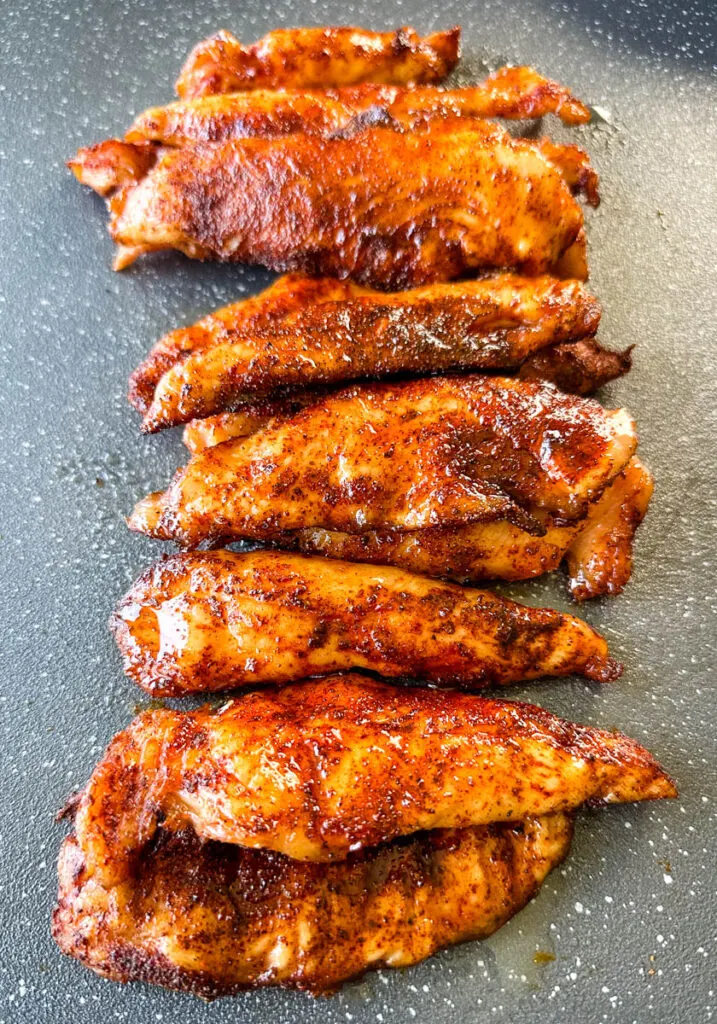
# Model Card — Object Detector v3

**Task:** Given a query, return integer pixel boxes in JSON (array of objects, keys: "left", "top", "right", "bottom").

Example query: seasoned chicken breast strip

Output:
[
  {"left": 566, "top": 454, "right": 654, "bottom": 599},
  {"left": 53, "top": 814, "right": 572, "bottom": 996},
  {"left": 130, "top": 273, "right": 363, "bottom": 412},
  {"left": 289, "top": 458, "right": 653, "bottom": 599},
  {"left": 175, "top": 26, "right": 461, "bottom": 98},
  {"left": 134, "top": 274, "right": 602, "bottom": 431},
  {"left": 128, "top": 375, "right": 638, "bottom": 549},
  {"left": 70, "top": 118, "right": 588, "bottom": 283},
  {"left": 180, "top": 336, "right": 633, "bottom": 454},
  {"left": 72, "top": 675, "right": 676, "bottom": 887},
  {"left": 128, "top": 67, "right": 590, "bottom": 148},
  {"left": 111, "top": 549, "right": 620, "bottom": 696}
]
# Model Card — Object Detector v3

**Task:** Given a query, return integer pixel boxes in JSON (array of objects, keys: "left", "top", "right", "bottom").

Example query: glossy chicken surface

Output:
[
  {"left": 289, "top": 458, "right": 653, "bottom": 600},
  {"left": 72, "top": 675, "right": 676, "bottom": 888},
  {"left": 128, "top": 67, "right": 590, "bottom": 148},
  {"left": 111, "top": 550, "right": 620, "bottom": 696},
  {"left": 54, "top": 814, "right": 571, "bottom": 996},
  {"left": 70, "top": 118, "right": 588, "bottom": 283},
  {"left": 175, "top": 26, "right": 461, "bottom": 98},
  {"left": 180, "top": 334, "right": 633, "bottom": 451},
  {"left": 130, "top": 273, "right": 360, "bottom": 413},
  {"left": 182, "top": 397, "right": 322, "bottom": 453},
  {"left": 566, "top": 455, "right": 654, "bottom": 599},
  {"left": 133, "top": 273, "right": 602, "bottom": 431},
  {"left": 128, "top": 375, "right": 638, "bottom": 549}
]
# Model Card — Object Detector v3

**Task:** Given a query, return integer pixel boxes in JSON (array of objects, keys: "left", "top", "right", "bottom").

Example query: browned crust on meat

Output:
[
  {"left": 70, "top": 675, "right": 676, "bottom": 889},
  {"left": 129, "top": 274, "right": 364, "bottom": 412},
  {"left": 110, "top": 549, "right": 621, "bottom": 696},
  {"left": 53, "top": 814, "right": 571, "bottom": 996},
  {"left": 68, "top": 139, "right": 158, "bottom": 197},
  {"left": 132, "top": 274, "right": 602, "bottom": 431},
  {"left": 74, "top": 119, "right": 586, "bottom": 285},
  {"left": 285, "top": 455, "right": 650, "bottom": 599},
  {"left": 519, "top": 338, "right": 633, "bottom": 394},
  {"left": 567, "top": 456, "right": 654, "bottom": 600},
  {"left": 127, "top": 67, "right": 590, "bottom": 148},
  {"left": 175, "top": 26, "right": 461, "bottom": 98},
  {"left": 127, "top": 375, "right": 637, "bottom": 549}
]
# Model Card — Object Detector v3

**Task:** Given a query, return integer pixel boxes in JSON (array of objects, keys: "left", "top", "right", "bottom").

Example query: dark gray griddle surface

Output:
[{"left": 1, "top": 2, "right": 716, "bottom": 1022}]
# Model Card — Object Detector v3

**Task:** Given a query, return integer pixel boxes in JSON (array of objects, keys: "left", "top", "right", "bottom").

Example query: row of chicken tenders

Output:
[{"left": 54, "top": 24, "right": 675, "bottom": 997}]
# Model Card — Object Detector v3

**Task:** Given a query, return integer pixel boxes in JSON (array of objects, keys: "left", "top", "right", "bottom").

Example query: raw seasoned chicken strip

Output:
[
  {"left": 128, "top": 376, "right": 638, "bottom": 549},
  {"left": 111, "top": 549, "right": 620, "bottom": 696},
  {"left": 72, "top": 675, "right": 676, "bottom": 886},
  {"left": 289, "top": 458, "right": 653, "bottom": 599},
  {"left": 53, "top": 815, "right": 572, "bottom": 996},
  {"left": 134, "top": 274, "right": 602, "bottom": 431},
  {"left": 175, "top": 26, "right": 461, "bottom": 98},
  {"left": 128, "top": 67, "right": 590, "bottom": 147},
  {"left": 70, "top": 118, "right": 588, "bottom": 283}
]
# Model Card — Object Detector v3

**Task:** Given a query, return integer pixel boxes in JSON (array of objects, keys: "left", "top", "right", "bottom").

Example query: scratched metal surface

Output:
[{"left": 1, "top": 1, "right": 716, "bottom": 1022}]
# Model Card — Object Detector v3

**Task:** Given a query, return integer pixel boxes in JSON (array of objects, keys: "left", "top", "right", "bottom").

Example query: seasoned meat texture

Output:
[
  {"left": 66, "top": 139, "right": 156, "bottom": 198},
  {"left": 130, "top": 273, "right": 363, "bottom": 413},
  {"left": 127, "top": 375, "right": 638, "bottom": 549},
  {"left": 535, "top": 139, "right": 600, "bottom": 207},
  {"left": 519, "top": 337, "right": 633, "bottom": 395},
  {"left": 72, "top": 675, "right": 676, "bottom": 887},
  {"left": 134, "top": 274, "right": 602, "bottom": 431},
  {"left": 289, "top": 458, "right": 653, "bottom": 599},
  {"left": 567, "top": 455, "right": 654, "bottom": 599},
  {"left": 70, "top": 119, "right": 588, "bottom": 283},
  {"left": 180, "top": 335, "right": 633, "bottom": 452},
  {"left": 175, "top": 26, "right": 461, "bottom": 98},
  {"left": 182, "top": 398, "right": 321, "bottom": 452},
  {"left": 179, "top": 335, "right": 631, "bottom": 453},
  {"left": 111, "top": 549, "right": 620, "bottom": 696},
  {"left": 53, "top": 815, "right": 571, "bottom": 996},
  {"left": 129, "top": 67, "right": 590, "bottom": 147}
]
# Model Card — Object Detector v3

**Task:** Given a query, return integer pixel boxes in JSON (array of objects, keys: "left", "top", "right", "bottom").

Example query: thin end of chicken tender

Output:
[
  {"left": 567, "top": 456, "right": 654, "bottom": 600},
  {"left": 175, "top": 26, "right": 461, "bottom": 98}
]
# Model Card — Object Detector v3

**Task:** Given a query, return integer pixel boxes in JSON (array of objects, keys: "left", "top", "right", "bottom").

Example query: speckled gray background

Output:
[{"left": 1, "top": 1, "right": 716, "bottom": 1022}]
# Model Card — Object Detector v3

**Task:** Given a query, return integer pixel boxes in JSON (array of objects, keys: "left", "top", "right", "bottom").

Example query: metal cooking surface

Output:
[{"left": 1, "top": 1, "right": 715, "bottom": 1022}]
